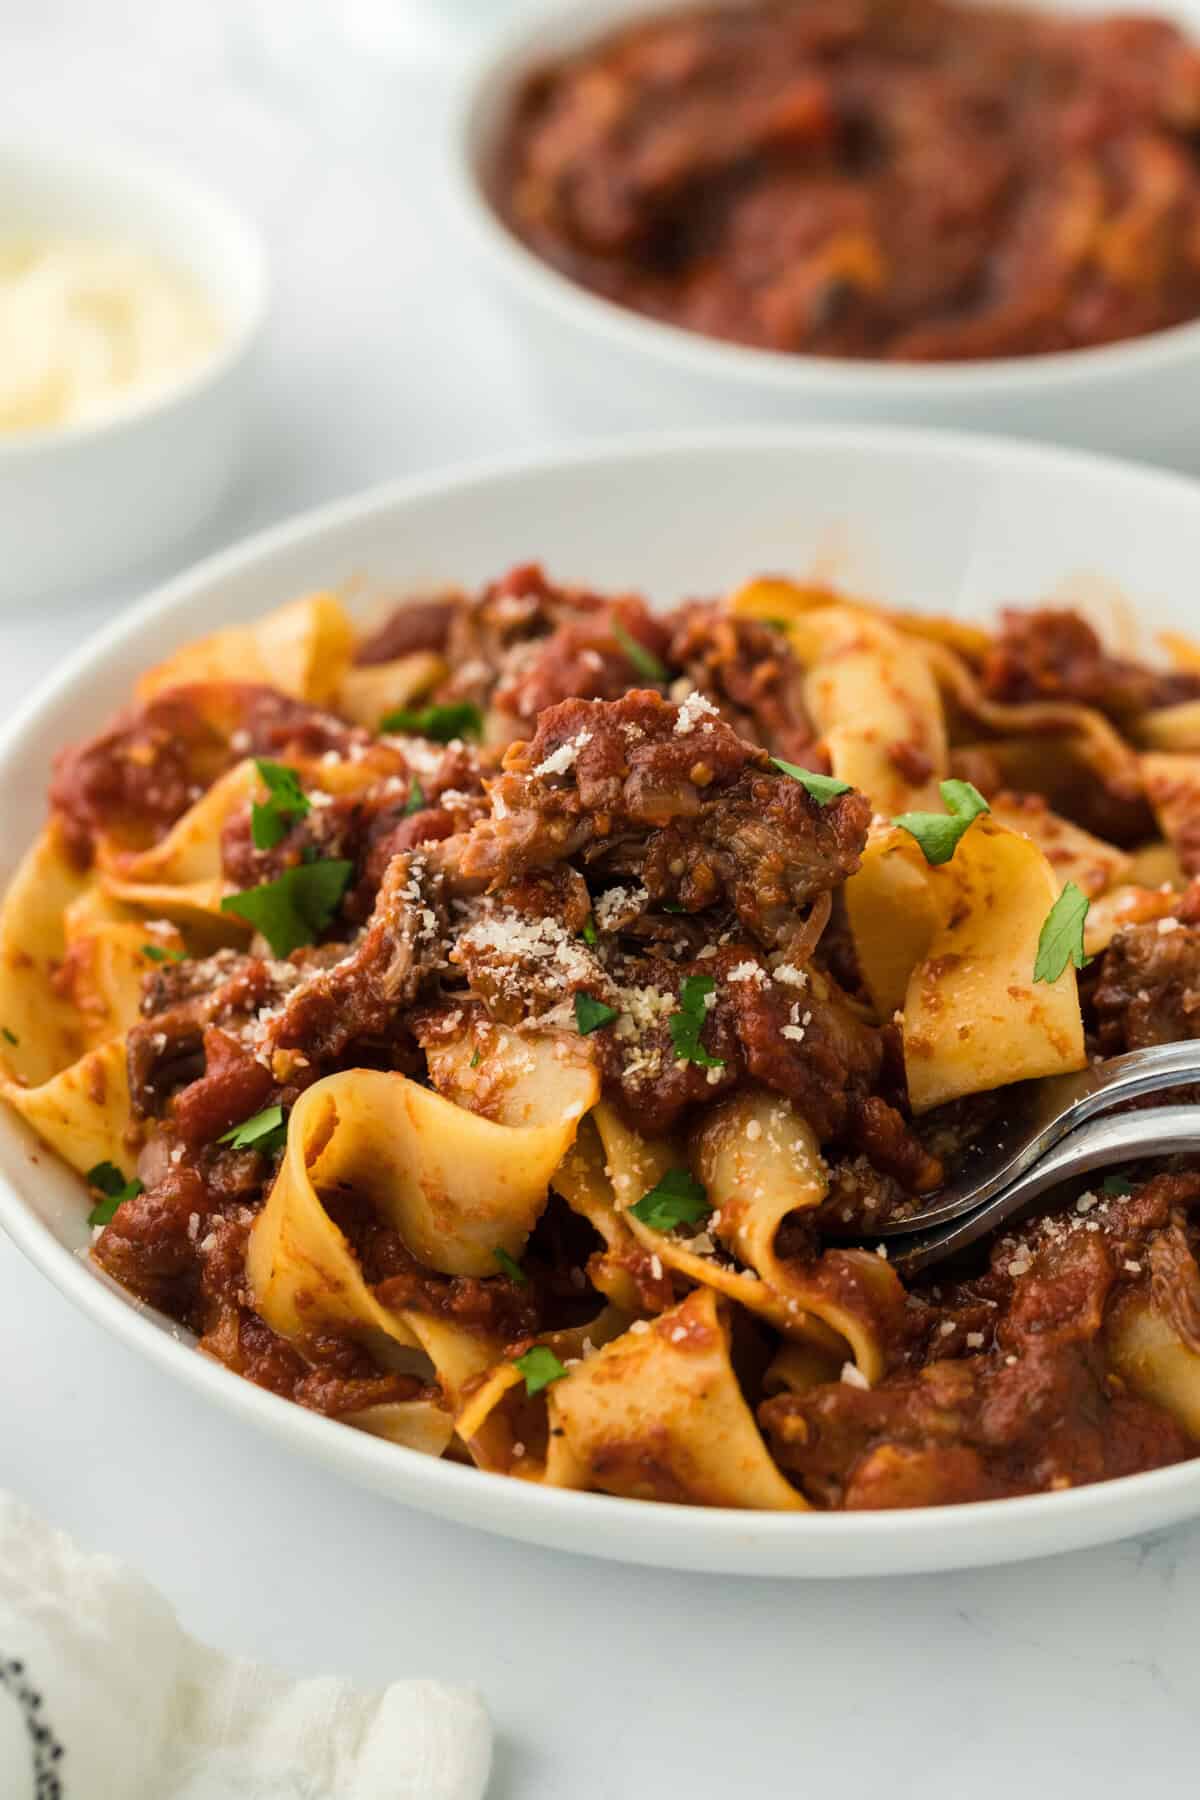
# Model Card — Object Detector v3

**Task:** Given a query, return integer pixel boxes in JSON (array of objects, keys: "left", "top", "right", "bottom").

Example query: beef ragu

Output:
[
  {"left": 495, "top": 0, "right": 1200, "bottom": 362},
  {"left": 7, "top": 565, "right": 1200, "bottom": 1512}
]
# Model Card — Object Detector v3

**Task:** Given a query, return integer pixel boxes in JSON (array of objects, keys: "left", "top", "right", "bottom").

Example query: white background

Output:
[{"left": 2, "top": 5, "right": 1200, "bottom": 1795}]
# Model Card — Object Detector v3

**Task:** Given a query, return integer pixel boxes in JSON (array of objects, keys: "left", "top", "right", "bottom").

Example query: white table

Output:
[{"left": 3, "top": 8, "right": 1200, "bottom": 1795}]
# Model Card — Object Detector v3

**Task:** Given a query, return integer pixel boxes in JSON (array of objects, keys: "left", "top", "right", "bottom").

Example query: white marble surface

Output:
[{"left": 3, "top": 5, "right": 1200, "bottom": 1795}]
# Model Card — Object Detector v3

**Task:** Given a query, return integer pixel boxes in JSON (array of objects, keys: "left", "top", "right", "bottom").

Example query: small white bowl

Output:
[
  {"left": 0, "top": 139, "right": 268, "bottom": 602},
  {"left": 453, "top": 0, "right": 1200, "bottom": 457}
]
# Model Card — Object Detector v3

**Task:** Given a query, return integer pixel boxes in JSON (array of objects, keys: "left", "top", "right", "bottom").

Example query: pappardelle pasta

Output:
[{"left": 7, "top": 567, "right": 1200, "bottom": 1511}]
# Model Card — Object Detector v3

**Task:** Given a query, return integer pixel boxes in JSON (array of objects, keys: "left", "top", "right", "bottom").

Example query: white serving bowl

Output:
[
  {"left": 453, "top": 0, "right": 1200, "bottom": 456},
  {"left": 0, "top": 139, "right": 267, "bottom": 602},
  {"left": 5, "top": 425, "right": 1200, "bottom": 1578}
]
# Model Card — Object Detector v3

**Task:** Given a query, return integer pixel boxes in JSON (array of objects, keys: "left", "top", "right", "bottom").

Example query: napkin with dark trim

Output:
[{"left": 0, "top": 1494, "right": 491, "bottom": 1798}]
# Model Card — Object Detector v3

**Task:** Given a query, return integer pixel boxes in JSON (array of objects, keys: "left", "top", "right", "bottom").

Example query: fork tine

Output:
[
  {"left": 879, "top": 1039, "right": 1200, "bottom": 1237},
  {"left": 891, "top": 1104, "right": 1200, "bottom": 1276}
]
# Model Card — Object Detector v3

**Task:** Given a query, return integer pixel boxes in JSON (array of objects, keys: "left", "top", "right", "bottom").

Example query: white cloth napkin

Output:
[{"left": 0, "top": 1494, "right": 491, "bottom": 1799}]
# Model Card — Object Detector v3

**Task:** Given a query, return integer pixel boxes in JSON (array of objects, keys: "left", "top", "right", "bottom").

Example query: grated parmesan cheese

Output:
[
  {"left": 674, "top": 690, "right": 719, "bottom": 735},
  {"left": 535, "top": 730, "right": 592, "bottom": 778}
]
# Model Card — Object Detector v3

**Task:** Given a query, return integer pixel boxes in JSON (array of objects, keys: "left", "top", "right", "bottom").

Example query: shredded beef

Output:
[
  {"left": 262, "top": 852, "right": 445, "bottom": 1065},
  {"left": 493, "top": 597, "right": 670, "bottom": 726},
  {"left": 663, "top": 602, "right": 816, "bottom": 761},
  {"left": 761, "top": 1182, "right": 1200, "bottom": 1506},
  {"left": 983, "top": 608, "right": 1200, "bottom": 718},
  {"left": 354, "top": 596, "right": 459, "bottom": 665},
  {"left": 128, "top": 953, "right": 296, "bottom": 1120},
  {"left": 51, "top": 684, "right": 370, "bottom": 862},
  {"left": 461, "top": 691, "right": 869, "bottom": 949},
  {"left": 93, "top": 1163, "right": 213, "bottom": 1318},
  {"left": 1092, "top": 919, "right": 1200, "bottom": 1053}
]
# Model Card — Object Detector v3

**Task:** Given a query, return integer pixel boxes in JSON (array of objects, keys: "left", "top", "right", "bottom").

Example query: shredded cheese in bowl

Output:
[{"left": 0, "top": 237, "right": 223, "bottom": 435}]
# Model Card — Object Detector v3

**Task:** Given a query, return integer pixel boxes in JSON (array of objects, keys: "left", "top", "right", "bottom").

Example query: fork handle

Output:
[{"left": 892, "top": 1104, "right": 1200, "bottom": 1275}]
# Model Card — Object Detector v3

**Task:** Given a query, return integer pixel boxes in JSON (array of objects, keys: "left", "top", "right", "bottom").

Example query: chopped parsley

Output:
[
  {"left": 380, "top": 701, "right": 483, "bottom": 743},
  {"left": 220, "top": 858, "right": 353, "bottom": 957},
  {"left": 611, "top": 619, "right": 667, "bottom": 683},
  {"left": 403, "top": 776, "right": 426, "bottom": 817},
  {"left": 141, "top": 943, "right": 186, "bottom": 964},
  {"left": 1, "top": 1027, "right": 17, "bottom": 1046},
  {"left": 514, "top": 1345, "right": 568, "bottom": 1395},
  {"left": 629, "top": 1168, "right": 710, "bottom": 1232},
  {"left": 581, "top": 916, "right": 599, "bottom": 946},
  {"left": 218, "top": 1104, "right": 287, "bottom": 1154},
  {"left": 1102, "top": 1173, "right": 1135, "bottom": 1198},
  {"left": 669, "top": 974, "right": 724, "bottom": 1068},
  {"left": 470, "top": 1047, "right": 483, "bottom": 1069},
  {"left": 85, "top": 1160, "right": 144, "bottom": 1227},
  {"left": 251, "top": 759, "right": 311, "bottom": 851},
  {"left": 894, "top": 779, "right": 990, "bottom": 866},
  {"left": 493, "top": 1247, "right": 527, "bottom": 1286},
  {"left": 1033, "top": 881, "right": 1092, "bottom": 984},
  {"left": 770, "top": 759, "right": 852, "bottom": 805},
  {"left": 574, "top": 992, "right": 618, "bottom": 1035}
]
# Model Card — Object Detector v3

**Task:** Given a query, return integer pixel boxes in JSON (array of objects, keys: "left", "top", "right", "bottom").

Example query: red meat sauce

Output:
[{"left": 496, "top": 0, "right": 1200, "bottom": 362}]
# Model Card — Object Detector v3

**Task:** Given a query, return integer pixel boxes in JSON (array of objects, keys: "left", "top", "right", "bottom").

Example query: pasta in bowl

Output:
[{"left": 8, "top": 545, "right": 1200, "bottom": 1521}]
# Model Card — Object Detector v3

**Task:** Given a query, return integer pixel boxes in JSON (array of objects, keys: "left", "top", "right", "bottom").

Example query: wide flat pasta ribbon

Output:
[
  {"left": 583, "top": 1101, "right": 904, "bottom": 1383},
  {"left": 136, "top": 592, "right": 354, "bottom": 708},
  {"left": 1142, "top": 752, "right": 1200, "bottom": 875},
  {"left": 339, "top": 651, "right": 446, "bottom": 731},
  {"left": 847, "top": 817, "right": 1086, "bottom": 1112},
  {"left": 1, "top": 1036, "right": 139, "bottom": 1180},
  {"left": 988, "top": 796, "right": 1131, "bottom": 898},
  {"left": 0, "top": 821, "right": 96, "bottom": 1084},
  {"left": 546, "top": 1285, "right": 807, "bottom": 1510},
  {"left": 789, "top": 607, "right": 946, "bottom": 812},
  {"left": 100, "top": 752, "right": 402, "bottom": 929},
  {"left": 249, "top": 1059, "right": 596, "bottom": 1320}
]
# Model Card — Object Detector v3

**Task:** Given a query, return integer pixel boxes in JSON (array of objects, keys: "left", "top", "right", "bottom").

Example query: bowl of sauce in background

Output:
[{"left": 453, "top": 0, "right": 1200, "bottom": 455}]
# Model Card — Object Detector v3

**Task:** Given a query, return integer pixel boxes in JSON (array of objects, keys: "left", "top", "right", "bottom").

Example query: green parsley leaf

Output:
[
  {"left": 380, "top": 701, "right": 483, "bottom": 743},
  {"left": 493, "top": 1247, "right": 527, "bottom": 1286},
  {"left": 141, "top": 943, "right": 186, "bottom": 964},
  {"left": 403, "top": 776, "right": 426, "bottom": 817},
  {"left": 1, "top": 1027, "right": 17, "bottom": 1045},
  {"left": 1033, "top": 881, "right": 1092, "bottom": 984},
  {"left": 85, "top": 1160, "right": 144, "bottom": 1227},
  {"left": 770, "top": 759, "right": 853, "bottom": 805},
  {"left": 221, "top": 859, "right": 353, "bottom": 957},
  {"left": 668, "top": 974, "right": 724, "bottom": 1069},
  {"left": 894, "top": 779, "right": 991, "bottom": 866},
  {"left": 574, "top": 992, "right": 618, "bottom": 1035},
  {"left": 1102, "top": 1173, "right": 1134, "bottom": 1198},
  {"left": 581, "top": 916, "right": 599, "bottom": 946},
  {"left": 251, "top": 759, "right": 311, "bottom": 851},
  {"left": 514, "top": 1345, "right": 568, "bottom": 1396},
  {"left": 219, "top": 1104, "right": 286, "bottom": 1153},
  {"left": 470, "top": 1047, "right": 482, "bottom": 1069},
  {"left": 611, "top": 620, "right": 667, "bottom": 683},
  {"left": 629, "top": 1168, "right": 710, "bottom": 1232}
]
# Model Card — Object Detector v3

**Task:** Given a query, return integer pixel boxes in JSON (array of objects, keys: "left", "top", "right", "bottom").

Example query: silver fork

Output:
[{"left": 874, "top": 1041, "right": 1200, "bottom": 1274}]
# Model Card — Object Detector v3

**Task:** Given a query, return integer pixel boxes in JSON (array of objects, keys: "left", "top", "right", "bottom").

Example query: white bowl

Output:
[
  {"left": 453, "top": 0, "right": 1200, "bottom": 457},
  {"left": 5, "top": 425, "right": 1200, "bottom": 1577},
  {"left": 0, "top": 138, "right": 268, "bottom": 602}
]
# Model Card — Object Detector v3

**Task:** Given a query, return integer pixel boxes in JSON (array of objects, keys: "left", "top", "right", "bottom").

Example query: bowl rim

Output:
[
  {"left": 450, "top": 0, "right": 1200, "bottom": 398},
  {"left": 0, "top": 133, "right": 269, "bottom": 459},
  {"left": 8, "top": 422, "right": 1200, "bottom": 1576}
]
